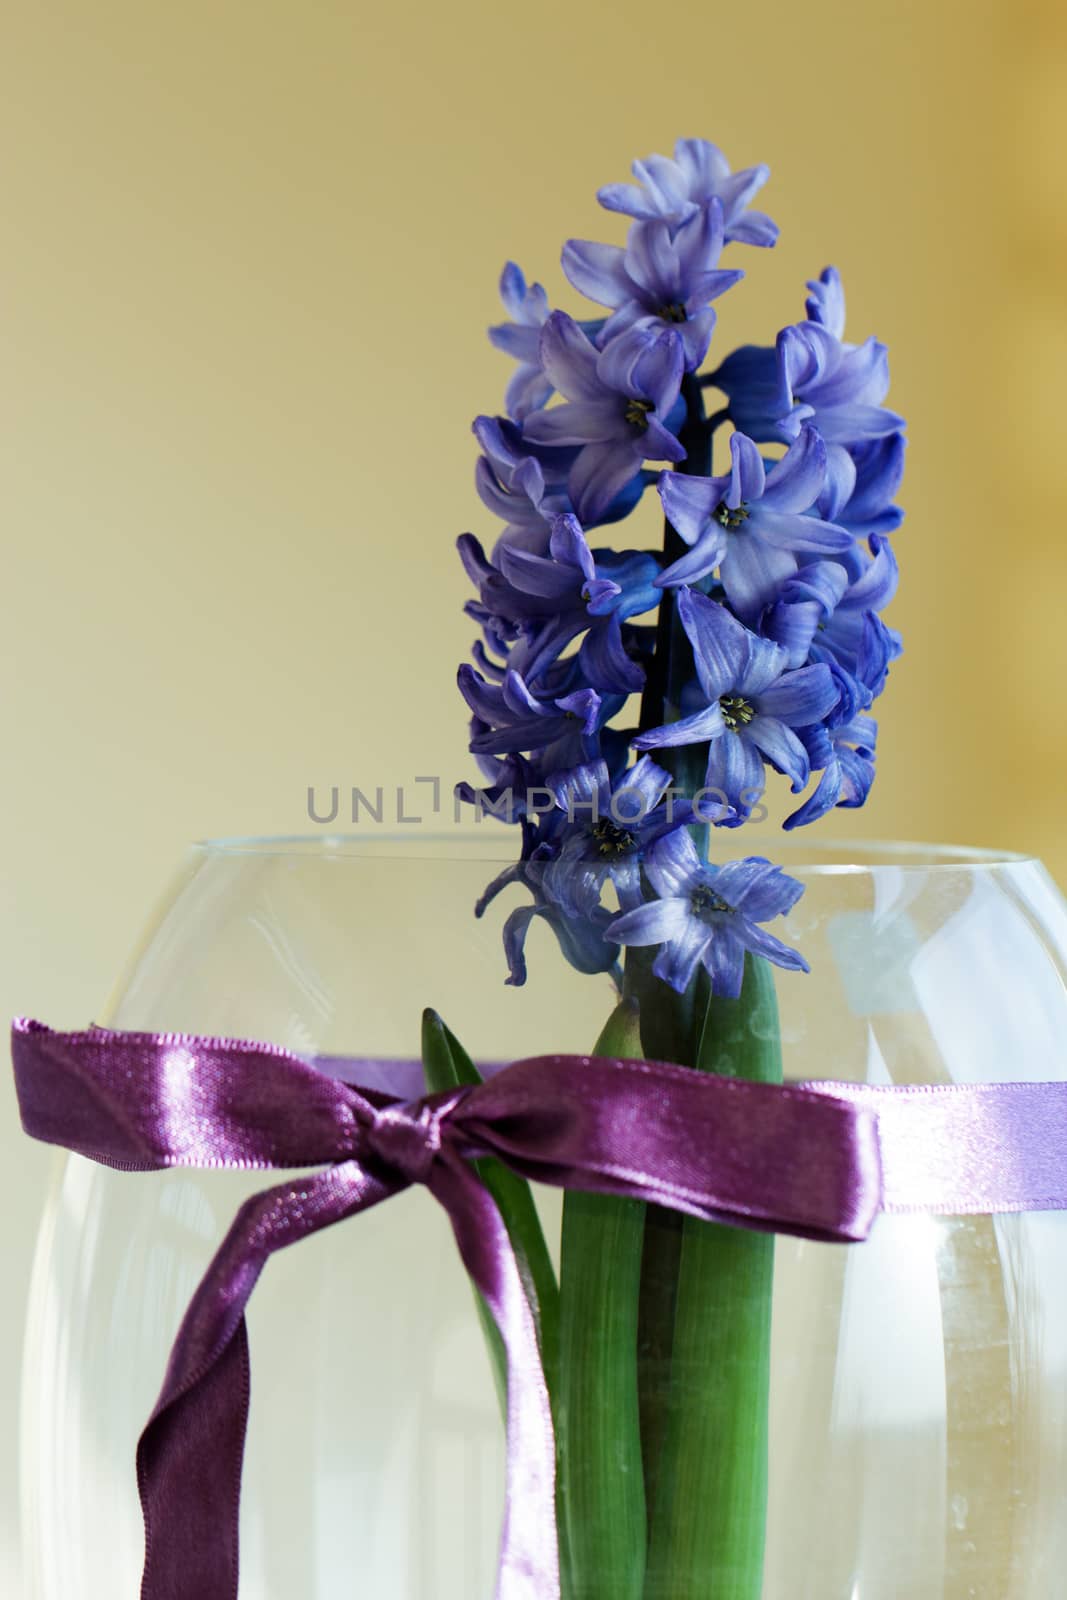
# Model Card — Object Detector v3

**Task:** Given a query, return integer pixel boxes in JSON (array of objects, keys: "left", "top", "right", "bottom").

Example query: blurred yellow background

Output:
[{"left": 2, "top": 0, "right": 1066, "bottom": 1587}]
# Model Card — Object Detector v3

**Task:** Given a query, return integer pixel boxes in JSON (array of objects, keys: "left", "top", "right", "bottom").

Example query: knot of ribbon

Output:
[
  {"left": 12, "top": 1017, "right": 1067, "bottom": 1600},
  {"left": 366, "top": 1088, "right": 469, "bottom": 1183}
]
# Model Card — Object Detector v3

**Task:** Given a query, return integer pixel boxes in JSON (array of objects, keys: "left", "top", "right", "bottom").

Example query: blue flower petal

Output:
[
  {"left": 632, "top": 700, "right": 726, "bottom": 750},
  {"left": 498, "top": 544, "right": 580, "bottom": 601},
  {"left": 713, "top": 858, "right": 805, "bottom": 920},
  {"left": 578, "top": 612, "right": 646, "bottom": 694},
  {"left": 677, "top": 587, "right": 755, "bottom": 699},
  {"left": 506, "top": 366, "right": 554, "bottom": 423},
  {"left": 744, "top": 717, "right": 810, "bottom": 791},
  {"left": 755, "top": 663, "right": 840, "bottom": 727},
  {"left": 643, "top": 415, "right": 688, "bottom": 464},
  {"left": 539, "top": 312, "right": 605, "bottom": 403},
  {"left": 720, "top": 532, "right": 797, "bottom": 622},
  {"left": 737, "top": 919, "right": 810, "bottom": 974},
  {"left": 728, "top": 432, "right": 766, "bottom": 507},
  {"left": 645, "top": 828, "right": 703, "bottom": 897},
  {"left": 523, "top": 399, "right": 620, "bottom": 447},
  {"left": 761, "top": 426, "right": 827, "bottom": 513},
  {"left": 701, "top": 928, "right": 747, "bottom": 998},
  {"left": 570, "top": 441, "right": 645, "bottom": 526},
  {"left": 813, "top": 403, "right": 906, "bottom": 444},
  {"left": 625, "top": 219, "right": 684, "bottom": 301},
  {"left": 561, "top": 239, "right": 633, "bottom": 308},
  {"left": 546, "top": 758, "right": 612, "bottom": 816},
  {"left": 804, "top": 266, "right": 846, "bottom": 339},
  {"left": 607, "top": 896, "right": 690, "bottom": 947},
  {"left": 658, "top": 470, "right": 723, "bottom": 546},
  {"left": 657, "top": 527, "right": 729, "bottom": 587},
  {"left": 703, "top": 730, "right": 766, "bottom": 821},
  {"left": 631, "top": 332, "right": 686, "bottom": 415},
  {"left": 652, "top": 918, "right": 715, "bottom": 994}
]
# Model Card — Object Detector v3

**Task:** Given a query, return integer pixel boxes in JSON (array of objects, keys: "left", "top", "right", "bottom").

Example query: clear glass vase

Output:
[{"left": 19, "top": 836, "right": 1067, "bottom": 1599}]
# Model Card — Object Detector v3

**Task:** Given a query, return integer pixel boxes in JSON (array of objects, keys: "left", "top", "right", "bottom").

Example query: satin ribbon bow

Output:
[{"left": 12, "top": 1018, "right": 1067, "bottom": 1599}]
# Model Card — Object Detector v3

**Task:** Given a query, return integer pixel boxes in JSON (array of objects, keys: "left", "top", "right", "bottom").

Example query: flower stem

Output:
[
  {"left": 620, "top": 956, "right": 711, "bottom": 1533},
  {"left": 643, "top": 954, "right": 781, "bottom": 1600},
  {"left": 638, "top": 373, "right": 712, "bottom": 745},
  {"left": 627, "top": 370, "right": 720, "bottom": 1534},
  {"left": 557, "top": 997, "right": 648, "bottom": 1600}
]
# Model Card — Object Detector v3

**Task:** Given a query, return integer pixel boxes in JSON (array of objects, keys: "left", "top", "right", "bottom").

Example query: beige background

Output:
[{"left": 2, "top": 0, "right": 1066, "bottom": 1589}]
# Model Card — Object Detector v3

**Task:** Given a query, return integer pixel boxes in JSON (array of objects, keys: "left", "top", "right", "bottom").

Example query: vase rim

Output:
[{"left": 189, "top": 833, "right": 1037, "bottom": 873}]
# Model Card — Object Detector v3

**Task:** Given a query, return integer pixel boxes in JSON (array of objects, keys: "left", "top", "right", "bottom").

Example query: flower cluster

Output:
[{"left": 458, "top": 139, "right": 904, "bottom": 995}]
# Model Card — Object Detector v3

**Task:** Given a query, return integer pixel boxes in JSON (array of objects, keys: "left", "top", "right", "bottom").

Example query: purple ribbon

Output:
[{"left": 12, "top": 1018, "right": 1067, "bottom": 1600}]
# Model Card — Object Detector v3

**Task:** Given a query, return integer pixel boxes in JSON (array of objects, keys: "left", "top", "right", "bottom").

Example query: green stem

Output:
[
  {"left": 557, "top": 998, "right": 648, "bottom": 1600},
  {"left": 627, "top": 370, "right": 720, "bottom": 1533},
  {"left": 643, "top": 955, "right": 782, "bottom": 1600},
  {"left": 620, "top": 951, "right": 708, "bottom": 1528},
  {"left": 639, "top": 373, "right": 713, "bottom": 744}
]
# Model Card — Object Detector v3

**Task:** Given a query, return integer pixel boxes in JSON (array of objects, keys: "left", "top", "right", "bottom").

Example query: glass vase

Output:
[{"left": 19, "top": 836, "right": 1067, "bottom": 1599}]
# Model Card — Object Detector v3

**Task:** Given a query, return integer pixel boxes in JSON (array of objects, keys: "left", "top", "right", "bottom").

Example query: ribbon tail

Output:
[
  {"left": 430, "top": 1149, "right": 560, "bottom": 1600},
  {"left": 137, "top": 1160, "right": 403, "bottom": 1600}
]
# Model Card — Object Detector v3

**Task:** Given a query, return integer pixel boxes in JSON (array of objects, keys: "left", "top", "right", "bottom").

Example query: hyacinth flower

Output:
[
  {"left": 499, "top": 884, "right": 620, "bottom": 989},
  {"left": 457, "top": 663, "right": 614, "bottom": 766},
  {"left": 471, "top": 796, "right": 626, "bottom": 988},
  {"left": 457, "top": 516, "right": 657, "bottom": 694},
  {"left": 597, "top": 135, "right": 779, "bottom": 247},
  {"left": 607, "top": 829, "right": 809, "bottom": 995},
  {"left": 451, "top": 136, "right": 904, "bottom": 1600},
  {"left": 537, "top": 755, "right": 697, "bottom": 919},
  {"left": 712, "top": 265, "right": 905, "bottom": 449},
  {"left": 523, "top": 314, "right": 687, "bottom": 523},
  {"left": 818, "top": 428, "right": 907, "bottom": 536},
  {"left": 765, "top": 533, "right": 902, "bottom": 705},
  {"left": 657, "top": 425, "right": 855, "bottom": 619},
  {"left": 812, "top": 536, "right": 902, "bottom": 701},
  {"left": 562, "top": 197, "right": 743, "bottom": 370},
  {"left": 634, "top": 586, "right": 840, "bottom": 821},
  {"left": 472, "top": 415, "right": 570, "bottom": 556},
  {"left": 488, "top": 262, "right": 554, "bottom": 422},
  {"left": 785, "top": 711, "right": 878, "bottom": 829}
]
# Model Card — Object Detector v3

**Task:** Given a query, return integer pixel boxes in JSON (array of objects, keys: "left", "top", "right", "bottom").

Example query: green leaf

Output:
[
  {"left": 643, "top": 954, "right": 781, "bottom": 1600},
  {"left": 557, "top": 996, "right": 648, "bottom": 1600},
  {"left": 421, "top": 1009, "right": 560, "bottom": 1418}
]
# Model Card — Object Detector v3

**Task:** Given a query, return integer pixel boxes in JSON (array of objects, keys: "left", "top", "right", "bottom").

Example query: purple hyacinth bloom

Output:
[
  {"left": 785, "top": 713, "right": 877, "bottom": 829},
  {"left": 633, "top": 587, "right": 839, "bottom": 823},
  {"left": 779, "top": 534, "right": 901, "bottom": 704},
  {"left": 457, "top": 514, "right": 658, "bottom": 694},
  {"left": 597, "top": 138, "right": 778, "bottom": 248},
  {"left": 458, "top": 663, "right": 611, "bottom": 763},
  {"left": 522, "top": 315, "right": 686, "bottom": 524},
  {"left": 499, "top": 512, "right": 661, "bottom": 613},
  {"left": 562, "top": 199, "right": 743, "bottom": 371},
  {"left": 488, "top": 263, "right": 554, "bottom": 422},
  {"left": 657, "top": 426, "right": 854, "bottom": 620},
  {"left": 538, "top": 756, "right": 694, "bottom": 919},
  {"left": 472, "top": 416, "right": 572, "bottom": 556},
  {"left": 499, "top": 893, "right": 619, "bottom": 987},
  {"left": 606, "top": 830, "right": 808, "bottom": 996},
  {"left": 713, "top": 267, "right": 904, "bottom": 448},
  {"left": 815, "top": 537, "right": 901, "bottom": 702},
  {"left": 779, "top": 267, "right": 903, "bottom": 444},
  {"left": 471, "top": 808, "right": 621, "bottom": 986},
  {"left": 818, "top": 430, "right": 906, "bottom": 538},
  {"left": 455, "top": 745, "right": 539, "bottom": 829},
  {"left": 761, "top": 558, "right": 851, "bottom": 670}
]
